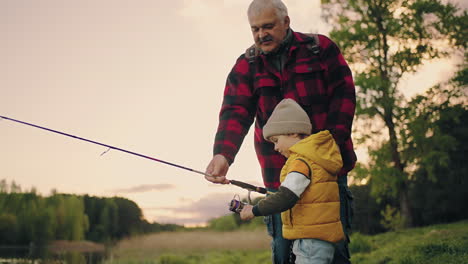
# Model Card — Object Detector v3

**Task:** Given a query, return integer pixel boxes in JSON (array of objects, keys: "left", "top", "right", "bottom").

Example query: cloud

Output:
[
  {"left": 143, "top": 192, "right": 241, "bottom": 225},
  {"left": 113, "top": 184, "right": 176, "bottom": 194}
]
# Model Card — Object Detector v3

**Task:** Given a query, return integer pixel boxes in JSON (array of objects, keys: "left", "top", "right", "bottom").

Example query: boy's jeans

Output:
[{"left": 293, "top": 239, "right": 335, "bottom": 264}]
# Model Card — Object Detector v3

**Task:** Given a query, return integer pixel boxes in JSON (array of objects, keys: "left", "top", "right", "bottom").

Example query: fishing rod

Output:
[{"left": 0, "top": 115, "right": 267, "bottom": 195}]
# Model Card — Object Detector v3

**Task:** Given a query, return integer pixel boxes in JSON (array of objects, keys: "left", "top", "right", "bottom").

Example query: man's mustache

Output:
[{"left": 260, "top": 35, "right": 273, "bottom": 43}]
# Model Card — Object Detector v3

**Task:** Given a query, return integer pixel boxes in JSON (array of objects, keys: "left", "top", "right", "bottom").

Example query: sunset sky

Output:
[{"left": 1, "top": 0, "right": 462, "bottom": 226}]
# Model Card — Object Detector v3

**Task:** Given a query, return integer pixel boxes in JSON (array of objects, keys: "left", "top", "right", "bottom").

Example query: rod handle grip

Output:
[{"left": 229, "top": 179, "right": 267, "bottom": 194}]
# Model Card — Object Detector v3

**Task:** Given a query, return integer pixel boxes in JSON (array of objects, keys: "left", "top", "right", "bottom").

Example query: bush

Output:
[
  {"left": 349, "top": 232, "right": 372, "bottom": 254},
  {"left": 208, "top": 215, "right": 238, "bottom": 231},
  {"left": 380, "top": 205, "right": 405, "bottom": 231},
  {"left": 158, "top": 254, "right": 194, "bottom": 264}
]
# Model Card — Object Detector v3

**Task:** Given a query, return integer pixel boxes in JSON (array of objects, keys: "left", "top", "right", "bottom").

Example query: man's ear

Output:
[{"left": 284, "top": 16, "right": 290, "bottom": 27}]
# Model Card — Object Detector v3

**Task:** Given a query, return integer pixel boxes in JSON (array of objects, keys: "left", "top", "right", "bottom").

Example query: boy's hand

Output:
[
  {"left": 205, "top": 154, "right": 230, "bottom": 184},
  {"left": 240, "top": 204, "right": 255, "bottom": 220}
]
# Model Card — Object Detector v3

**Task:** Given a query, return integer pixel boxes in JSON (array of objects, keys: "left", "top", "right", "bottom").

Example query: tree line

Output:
[{"left": 0, "top": 181, "right": 182, "bottom": 245}]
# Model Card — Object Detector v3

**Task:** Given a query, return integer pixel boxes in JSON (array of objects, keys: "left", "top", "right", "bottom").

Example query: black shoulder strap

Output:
[
  {"left": 304, "top": 33, "right": 320, "bottom": 55},
  {"left": 245, "top": 44, "right": 261, "bottom": 64}
]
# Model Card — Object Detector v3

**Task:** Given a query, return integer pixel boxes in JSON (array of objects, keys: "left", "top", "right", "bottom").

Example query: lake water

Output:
[{"left": 0, "top": 246, "right": 108, "bottom": 264}]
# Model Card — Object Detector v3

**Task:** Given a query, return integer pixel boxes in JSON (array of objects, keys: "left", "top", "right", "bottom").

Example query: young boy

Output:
[{"left": 240, "top": 98, "right": 345, "bottom": 264}]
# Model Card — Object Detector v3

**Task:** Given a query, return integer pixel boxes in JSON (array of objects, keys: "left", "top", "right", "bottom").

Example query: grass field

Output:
[
  {"left": 106, "top": 220, "right": 468, "bottom": 264},
  {"left": 349, "top": 220, "right": 468, "bottom": 264},
  {"left": 107, "top": 229, "right": 272, "bottom": 263}
]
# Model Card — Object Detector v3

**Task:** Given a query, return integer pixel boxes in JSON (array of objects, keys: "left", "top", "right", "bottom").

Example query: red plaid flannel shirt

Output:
[{"left": 214, "top": 31, "right": 357, "bottom": 190}]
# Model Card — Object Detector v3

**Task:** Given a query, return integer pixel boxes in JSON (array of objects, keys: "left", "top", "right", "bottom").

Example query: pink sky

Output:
[{"left": 0, "top": 0, "right": 461, "bottom": 226}]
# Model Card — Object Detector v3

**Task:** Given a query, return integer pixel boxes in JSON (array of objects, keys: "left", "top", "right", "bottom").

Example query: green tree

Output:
[
  {"left": 113, "top": 197, "right": 143, "bottom": 238},
  {"left": 321, "top": 0, "right": 467, "bottom": 227},
  {"left": 406, "top": 86, "right": 468, "bottom": 225},
  {"left": 17, "top": 192, "right": 40, "bottom": 243},
  {"left": 63, "top": 195, "right": 88, "bottom": 240},
  {"left": 47, "top": 194, "right": 88, "bottom": 240},
  {"left": 48, "top": 194, "right": 67, "bottom": 239},
  {"left": 0, "top": 179, "right": 7, "bottom": 193},
  {"left": 92, "top": 198, "right": 118, "bottom": 241},
  {"left": 9, "top": 181, "right": 21, "bottom": 193},
  {"left": 349, "top": 184, "right": 386, "bottom": 234},
  {"left": 0, "top": 213, "right": 18, "bottom": 244}
]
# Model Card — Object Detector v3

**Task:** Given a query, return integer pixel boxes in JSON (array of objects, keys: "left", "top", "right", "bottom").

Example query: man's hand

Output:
[
  {"left": 240, "top": 204, "right": 255, "bottom": 220},
  {"left": 205, "top": 154, "right": 230, "bottom": 184}
]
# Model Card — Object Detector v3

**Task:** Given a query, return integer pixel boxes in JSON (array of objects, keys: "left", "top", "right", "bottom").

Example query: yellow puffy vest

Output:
[{"left": 280, "top": 131, "right": 345, "bottom": 243}]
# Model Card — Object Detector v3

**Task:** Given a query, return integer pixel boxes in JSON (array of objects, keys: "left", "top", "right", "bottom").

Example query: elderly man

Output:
[{"left": 205, "top": 0, "right": 356, "bottom": 263}]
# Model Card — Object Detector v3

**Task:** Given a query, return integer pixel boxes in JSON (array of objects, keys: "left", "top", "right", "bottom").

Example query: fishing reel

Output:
[
  {"left": 227, "top": 180, "right": 268, "bottom": 213},
  {"left": 228, "top": 189, "right": 256, "bottom": 214},
  {"left": 229, "top": 194, "right": 248, "bottom": 213}
]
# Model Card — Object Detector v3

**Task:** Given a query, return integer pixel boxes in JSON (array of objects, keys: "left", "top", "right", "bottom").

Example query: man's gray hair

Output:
[{"left": 248, "top": 0, "right": 289, "bottom": 20}]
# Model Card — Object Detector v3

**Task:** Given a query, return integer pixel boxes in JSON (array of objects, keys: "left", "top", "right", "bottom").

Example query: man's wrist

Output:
[{"left": 213, "top": 152, "right": 234, "bottom": 165}]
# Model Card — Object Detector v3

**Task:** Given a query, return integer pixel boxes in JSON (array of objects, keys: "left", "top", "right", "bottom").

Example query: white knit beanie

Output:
[{"left": 263, "top": 98, "right": 312, "bottom": 141}]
